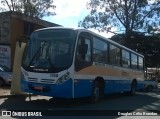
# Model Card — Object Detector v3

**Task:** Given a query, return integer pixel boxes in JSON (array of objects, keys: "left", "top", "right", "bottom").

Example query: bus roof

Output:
[
  {"left": 34, "top": 27, "right": 76, "bottom": 32},
  {"left": 34, "top": 27, "right": 144, "bottom": 57}
]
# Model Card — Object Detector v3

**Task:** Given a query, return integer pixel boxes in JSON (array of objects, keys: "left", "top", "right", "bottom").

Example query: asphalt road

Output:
[{"left": 0, "top": 88, "right": 160, "bottom": 118}]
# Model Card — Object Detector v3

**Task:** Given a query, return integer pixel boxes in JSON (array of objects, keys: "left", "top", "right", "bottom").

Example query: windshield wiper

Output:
[
  {"left": 29, "top": 40, "right": 48, "bottom": 67},
  {"left": 29, "top": 41, "right": 54, "bottom": 69},
  {"left": 29, "top": 46, "right": 42, "bottom": 67}
]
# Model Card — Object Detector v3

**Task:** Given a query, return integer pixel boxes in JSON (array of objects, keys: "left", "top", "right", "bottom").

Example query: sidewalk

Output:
[
  {"left": 0, "top": 86, "right": 11, "bottom": 98},
  {"left": 0, "top": 86, "right": 31, "bottom": 98}
]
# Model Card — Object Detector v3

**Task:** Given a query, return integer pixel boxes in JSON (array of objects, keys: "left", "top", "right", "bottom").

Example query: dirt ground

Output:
[{"left": 0, "top": 85, "right": 11, "bottom": 96}]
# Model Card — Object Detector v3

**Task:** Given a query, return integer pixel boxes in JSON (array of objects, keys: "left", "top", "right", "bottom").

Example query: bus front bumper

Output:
[{"left": 21, "top": 79, "right": 73, "bottom": 98}]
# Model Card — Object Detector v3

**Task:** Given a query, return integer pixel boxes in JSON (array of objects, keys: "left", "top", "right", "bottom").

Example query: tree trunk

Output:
[{"left": 125, "top": 28, "right": 132, "bottom": 49}]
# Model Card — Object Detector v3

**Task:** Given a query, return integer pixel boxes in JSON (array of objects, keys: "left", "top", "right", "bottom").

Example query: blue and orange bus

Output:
[{"left": 21, "top": 27, "right": 144, "bottom": 102}]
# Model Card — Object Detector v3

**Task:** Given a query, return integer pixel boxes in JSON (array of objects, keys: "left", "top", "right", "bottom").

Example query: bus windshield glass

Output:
[{"left": 22, "top": 29, "right": 77, "bottom": 73}]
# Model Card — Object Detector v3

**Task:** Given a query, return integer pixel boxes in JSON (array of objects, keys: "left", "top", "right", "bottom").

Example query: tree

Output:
[
  {"left": 0, "top": 0, "right": 56, "bottom": 18},
  {"left": 79, "top": 0, "right": 160, "bottom": 47}
]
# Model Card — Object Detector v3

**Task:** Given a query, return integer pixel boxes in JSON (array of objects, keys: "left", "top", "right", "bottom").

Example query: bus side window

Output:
[{"left": 75, "top": 36, "right": 92, "bottom": 71}]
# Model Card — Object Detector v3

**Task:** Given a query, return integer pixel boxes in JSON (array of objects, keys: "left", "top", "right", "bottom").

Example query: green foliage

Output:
[
  {"left": 0, "top": 0, "right": 56, "bottom": 18},
  {"left": 79, "top": 0, "right": 160, "bottom": 40}
]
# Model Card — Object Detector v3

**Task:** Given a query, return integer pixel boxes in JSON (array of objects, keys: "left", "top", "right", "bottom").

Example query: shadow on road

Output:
[{"left": 0, "top": 91, "right": 160, "bottom": 117}]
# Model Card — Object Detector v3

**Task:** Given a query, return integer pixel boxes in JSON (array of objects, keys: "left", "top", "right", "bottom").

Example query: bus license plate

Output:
[{"left": 34, "top": 86, "right": 43, "bottom": 91}]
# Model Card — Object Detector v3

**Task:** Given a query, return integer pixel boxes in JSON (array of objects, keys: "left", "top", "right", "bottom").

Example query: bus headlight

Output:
[{"left": 56, "top": 72, "right": 70, "bottom": 84}]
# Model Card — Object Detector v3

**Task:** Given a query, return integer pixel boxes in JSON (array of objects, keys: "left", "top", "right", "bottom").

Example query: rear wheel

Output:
[{"left": 91, "top": 81, "right": 103, "bottom": 103}]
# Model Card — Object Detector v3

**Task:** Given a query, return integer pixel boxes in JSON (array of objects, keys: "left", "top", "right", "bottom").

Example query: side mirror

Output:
[{"left": 17, "top": 35, "right": 29, "bottom": 47}]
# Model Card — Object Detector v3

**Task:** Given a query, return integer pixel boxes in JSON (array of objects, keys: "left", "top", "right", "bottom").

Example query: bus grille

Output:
[
  {"left": 28, "top": 77, "right": 55, "bottom": 84},
  {"left": 40, "top": 79, "right": 55, "bottom": 84},
  {"left": 28, "top": 77, "right": 37, "bottom": 82}
]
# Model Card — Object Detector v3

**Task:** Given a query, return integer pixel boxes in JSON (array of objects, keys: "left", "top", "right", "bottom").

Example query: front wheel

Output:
[
  {"left": 130, "top": 81, "right": 137, "bottom": 95},
  {"left": 91, "top": 81, "right": 103, "bottom": 103}
]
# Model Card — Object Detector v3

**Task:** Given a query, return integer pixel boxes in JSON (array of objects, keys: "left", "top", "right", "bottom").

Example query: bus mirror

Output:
[{"left": 17, "top": 35, "right": 29, "bottom": 47}]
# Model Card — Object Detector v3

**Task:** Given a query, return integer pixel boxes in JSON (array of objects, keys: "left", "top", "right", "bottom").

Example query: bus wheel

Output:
[
  {"left": 91, "top": 81, "right": 103, "bottom": 103},
  {"left": 130, "top": 81, "right": 137, "bottom": 95}
]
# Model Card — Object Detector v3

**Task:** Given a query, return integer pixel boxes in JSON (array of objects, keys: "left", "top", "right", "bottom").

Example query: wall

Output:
[
  {"left": 0, "top": 12, "right": 10, "bottom": 43},
  {"left": 0, "top": 45, "right": 11, "bottom": 68}
]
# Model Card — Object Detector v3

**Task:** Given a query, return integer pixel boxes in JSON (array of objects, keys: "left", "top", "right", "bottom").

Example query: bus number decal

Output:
[{"left": 50, "top": 73, "right": 58, "bottom": 77}]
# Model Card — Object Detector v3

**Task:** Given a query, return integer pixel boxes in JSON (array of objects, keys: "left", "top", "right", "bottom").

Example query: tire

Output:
[
  {"left": 146, "top": 85, "right": 153, "bottom": 92},
  {"left": 0, "top": 78, "right": 5, "bottom": 87},
  {"left": 91, "top": 81, "right": 103, "bottom": 103},
  {"left": 130, "top": 81, "right": 137, "bottom": 96}
]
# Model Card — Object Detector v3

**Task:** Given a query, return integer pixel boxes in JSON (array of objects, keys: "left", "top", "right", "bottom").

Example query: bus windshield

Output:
[{"left": 22, "top": 29, "right": 77, "bottom": 73}]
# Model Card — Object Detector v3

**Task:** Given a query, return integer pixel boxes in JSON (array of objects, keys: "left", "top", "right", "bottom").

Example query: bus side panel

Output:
[
  {"left": 74, "top": 65, "right": 144, "bottom": 97},
  {"left": 74, "top": 79, "right": 92, "bottom": 98},
  {"left": 73, "top": 79, "right": 133, "bottom": 98},
  {"left": 104, "top": 80, "right": 132, "bottom": 94},
  {"left": 104, "top": 80, "right": 116, "bottom": 94},
  {"left": 137, "top": 80, "right": 144, "bottom": 90}
]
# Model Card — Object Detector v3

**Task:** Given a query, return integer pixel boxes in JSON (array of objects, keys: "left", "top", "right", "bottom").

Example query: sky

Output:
[
  {"left": 43, "top": 0, "right": 115, "bottom": 38},
  {"left": 0, "top": 0, "right": 115, "bottom": 38},
  {"left": 43, "top": 0, "right": 90, "bottom": 28}
]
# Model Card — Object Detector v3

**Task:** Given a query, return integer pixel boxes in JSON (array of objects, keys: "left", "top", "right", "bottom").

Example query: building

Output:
[{"left": 0, "top": 11, "right": 60, "bottom": 70}]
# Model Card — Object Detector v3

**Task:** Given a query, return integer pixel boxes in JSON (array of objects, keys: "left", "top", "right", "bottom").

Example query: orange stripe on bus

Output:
[{"left": 75, "top": 65, "right": 144, "bottom": 79}]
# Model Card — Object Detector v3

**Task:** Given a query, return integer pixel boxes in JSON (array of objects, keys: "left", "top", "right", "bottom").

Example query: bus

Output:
[{"left": 20, "top": 27, "right": 144, "bottom": 102}]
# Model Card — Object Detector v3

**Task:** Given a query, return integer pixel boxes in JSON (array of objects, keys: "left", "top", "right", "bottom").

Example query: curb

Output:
[
  {"left": 0, "top": 94, "right": 37, "bottom": 99},
  {"left": 0, "top": 94, "right": 13, "bottom": 99}
]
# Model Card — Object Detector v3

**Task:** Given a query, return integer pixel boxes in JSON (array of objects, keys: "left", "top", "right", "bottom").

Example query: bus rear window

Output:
[{"left": 138, "top": 56, "right": 144, "bottom": 70}]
